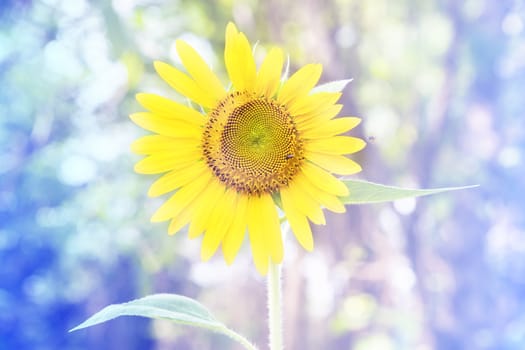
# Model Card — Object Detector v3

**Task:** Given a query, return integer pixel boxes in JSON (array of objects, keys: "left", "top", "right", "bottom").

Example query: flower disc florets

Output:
[{"left": 203, "top": 91, "right": 304, "bottom": 195}]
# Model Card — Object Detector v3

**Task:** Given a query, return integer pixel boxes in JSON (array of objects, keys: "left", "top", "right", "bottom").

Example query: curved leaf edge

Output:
[{"left": 69, "top": 293, "right": 257, "bottom": 349}]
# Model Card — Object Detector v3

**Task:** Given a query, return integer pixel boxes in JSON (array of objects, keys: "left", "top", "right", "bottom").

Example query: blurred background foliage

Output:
[{"left": 1, "top": 0, "right": 524, "bottom": 349}]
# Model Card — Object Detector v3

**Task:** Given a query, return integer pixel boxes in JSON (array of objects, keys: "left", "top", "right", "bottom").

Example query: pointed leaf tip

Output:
[
  {"left": 341, "top": 180, "right": 478, "bottom": 204},
  {"left": 311, "top": 79, "right": 353, "bottom": 93},
  {"left": 69, "top": 294, "right": 220, "bottom": 332}
]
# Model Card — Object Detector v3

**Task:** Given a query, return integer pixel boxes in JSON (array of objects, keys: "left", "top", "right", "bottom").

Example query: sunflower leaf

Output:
[
  {"left": 311, "top": 79, "right": 353, "bottom": 93},
  {"left": 70, "top": 294, "right": 257, "bottom": 350},
  {"left": 341, "top": 179, "right": 478, "bottom": 204}
]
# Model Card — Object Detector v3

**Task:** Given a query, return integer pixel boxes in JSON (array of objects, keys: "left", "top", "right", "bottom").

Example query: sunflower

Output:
[{"left": 131, "top": 22, "right": 365, "bottom": 275}]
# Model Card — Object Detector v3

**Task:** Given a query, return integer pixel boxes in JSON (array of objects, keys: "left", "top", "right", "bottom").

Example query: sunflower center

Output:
[{"left": 203, "top": 91, "right": 304, "bottom": 195}]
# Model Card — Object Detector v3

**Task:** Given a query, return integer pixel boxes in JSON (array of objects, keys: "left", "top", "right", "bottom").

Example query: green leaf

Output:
[
  {"left": 341, "top": 180, "right": 478, "bottom": 204},
  {"left": 312, "top": 79, "right": 353, "bottom": 93},
  {"left": 70, "top": 294, "right": 257, "bottom": 350}
]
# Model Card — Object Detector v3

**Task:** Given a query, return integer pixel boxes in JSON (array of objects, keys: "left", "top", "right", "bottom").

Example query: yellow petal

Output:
[
  {"left": 200, "top": 189, "right": 237, "bottom": 261},
  {"left": 235, "top": 32, "right": 257, "bottom": 91},
  {"left": 151, "top": 171, "right": 212, "bottom": 222},
  {"left": 154, "top": 61, "right": 217, "bottom": 108},
  {"left": 175, "top": 40, "right": 226, "bottom": 103},
  {"left": 167, "top": 205, "right": 193, "bottom": 235},
  {"left": 131, "top": 135, "right": 200, "bottom": 155},
  {"left": 281, "top": 185, "right": 325, "bottom": 225},
  {"left": 134, "top": 152, "right": 199, "bottom": 174},
  {"left": 148, "top": 162, "right": 208, "bottom": 197},
  {"left": 278, "top": 63, "right": 322, "bottom": 105},
  {"left": 301, "top": 117, "right": 362, "bottom": 139},
  {"left": 224, "top": 23, "right": 242, "bottom": 91},
  {"left": 187, "top": 179, "right": 225, "bottom": 238},
  {"left": 255, "top": 47, "right": 284, "bottom": 97},
  {"left": 287, "top": 92, "right": 341, "bottom": 116},
  {"left": 260, "top": 194, "right": 283, "bottom": 263},
  {"left": 247, "top": 195, "right": 277, "bottom": 275},
  {"left": 301, "top": 162, "right": 349, "bottom": 196},
  {"left": 135, "top": 93, "right": 206, "bottom": 125},
  {"left": 294, "top": 173, "right": 346, "bottom": 213},
  {"left": 306, "top": 152, "right": 362, "bottom": 175},
  {"left": 222, "top": 194, "right": 248, "bottom": 265},
  {"left": 295, "top": 104, "right": 343, "bottom": 127},
  {"left": 167, "top": 178, "right": 220, "bottom": 235},
  {"left": 280, "top": 189, "right": 314, "bottom": 251},
  {"left": 130, "top": 112, "right": 202, "bottom": 139},
  {"left": 304, "top": 136, "right": 366, "bottom": 155},
  {"left": 224, "top": 22, "right": 256, "bottom": 92}
]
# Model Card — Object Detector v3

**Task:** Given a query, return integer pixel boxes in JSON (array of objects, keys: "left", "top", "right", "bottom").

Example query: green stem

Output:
[{"left": 267, "top": 261, "right": 283, "bottom": 350}]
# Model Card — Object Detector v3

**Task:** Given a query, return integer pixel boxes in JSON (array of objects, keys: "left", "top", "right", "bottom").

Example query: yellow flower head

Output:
[{"left": 131, "top": 22, "right": 366, "bottom": 275}]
